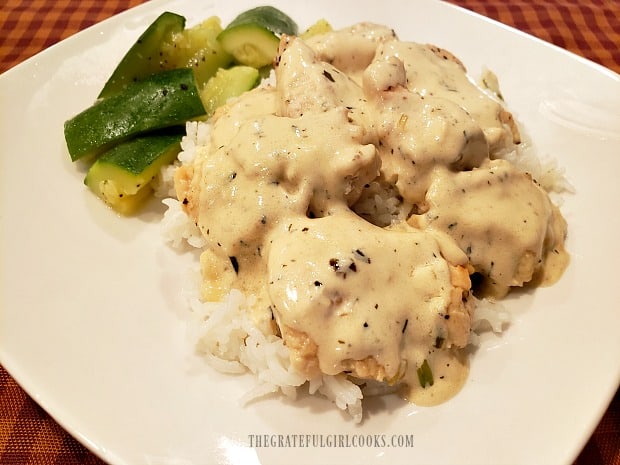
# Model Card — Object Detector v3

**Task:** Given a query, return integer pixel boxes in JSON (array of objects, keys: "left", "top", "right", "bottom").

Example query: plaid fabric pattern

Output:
[
  {"left": 1, "top": 0, "right": 618, "bottom": 74},
  {"left": 0, "top": 0, "right": 146, "bottom": 73},
  {"left": 1, "top": 0, "right": 618, "bottom": 464},
  {"left": 451, "top": 0, "right": 620, "bottom": 74},
  {"left": 1, "top": 366, "right": 106, "bottom": 464}
]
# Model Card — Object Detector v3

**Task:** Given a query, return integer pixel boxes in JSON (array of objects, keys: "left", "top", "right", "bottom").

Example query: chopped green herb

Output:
[{"left": 417, "top": 359, "right": 434, "bottom": 388}]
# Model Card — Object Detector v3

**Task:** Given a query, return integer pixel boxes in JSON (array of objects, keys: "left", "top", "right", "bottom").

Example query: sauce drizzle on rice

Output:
[{"left": 159, "top": 22, "right": 569, "bottom": 421}]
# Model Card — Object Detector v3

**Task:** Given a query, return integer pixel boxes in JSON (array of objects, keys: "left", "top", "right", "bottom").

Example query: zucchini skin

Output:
[
  {"left": 64, "top": 68, "right": 205, "bottom": 161},
  {"left": 84, "top": 131, "right": 183, "bottom": 214},
  {"left": 89, "top": 131, "right": 182, "bottom": 176},
  {"left": 217, "top": 6, "right": 299, "bottom": 68},
  {"left": 224, "top": 6, "right": 298, "bottom": 36},
  {"left": 98, "top": 12, "right": 186, "bottom": 99}
]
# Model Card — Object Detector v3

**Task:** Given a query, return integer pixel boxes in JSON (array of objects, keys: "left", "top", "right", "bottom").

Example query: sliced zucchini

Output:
[
  {"left": 218, "top": 6, "right": 298, "bottom": 68},
  {"left": 64, "top": 68, "right": 205, "bottom": 161},
  {"left": 98, "top": 12, "right": 186, "bottom": 99},
  {"left": 84, "top": 132, "right": 182, "bottom": 214},
  {"left": 301, "top": 19, "right": 333, "bottom": 39},
  {"left": 200, "top": 65, "right": 260, "bottom": 118},
  {"left": 161, "top": 16, "right": 234, "bottom": 88}
]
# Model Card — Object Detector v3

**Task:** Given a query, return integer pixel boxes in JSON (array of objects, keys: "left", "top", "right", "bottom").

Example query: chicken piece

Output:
[
  {"left": 305, "top": 22, "right": 397, "bottom": 82},
  {"left": 426, "top": 44, "right": 466, "bottom": 70},
  {"left": 375, "top": 40, "right": 520, "bottom": 151},
  {"left": 174, "top": 86, "right": 278, "bottom": 221},
  {"left": 179, "top": 105, "right": 377, "bottom": 255},
  {"left": 275, "top": 35, "right": 368, "bottom": 127},
  {"left": 267, "top": 212, "right": 473, "bottom": 387},
  {"left": 410, "top": 159, "right": 568, "bottom": 298},
  {"left": 361, "top": 54, "right": 489, "bottom": 204}
]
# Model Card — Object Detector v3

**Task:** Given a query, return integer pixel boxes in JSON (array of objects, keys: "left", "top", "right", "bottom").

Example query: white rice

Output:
[
  {"left": 353, "top": 180, "right": 412, "bottom": 227},
  {"left": 495, "top": 134, "right": 574, "bottom": 206}
]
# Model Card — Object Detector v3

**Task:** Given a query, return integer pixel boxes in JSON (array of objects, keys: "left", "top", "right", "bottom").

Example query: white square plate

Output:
[{"left": 1, "top": 1, "right": 619, "bottom": 464}]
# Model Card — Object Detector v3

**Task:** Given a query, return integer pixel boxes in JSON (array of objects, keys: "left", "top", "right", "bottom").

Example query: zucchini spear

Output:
[
  {"left": 84, "top": 132, "right": 182, "bottom": 215},
  {"left": 98, "top": 12, "right": 186, "bottom": 99},
  {"left": 64, "top": 68, "right": 205, "bottom": 161}
]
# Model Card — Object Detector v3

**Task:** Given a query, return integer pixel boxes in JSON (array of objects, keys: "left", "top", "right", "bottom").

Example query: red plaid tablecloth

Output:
[{"left": 1, "top": 1, "right": 619, "bottom": 464}]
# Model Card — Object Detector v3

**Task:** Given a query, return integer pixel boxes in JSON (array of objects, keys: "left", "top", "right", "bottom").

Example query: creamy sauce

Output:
[
  {"left": 409, "top": 159, "right": 569, "bottom": 298},
  {"left": 268, "top": 212, "right": 472, "bottom": 385},
  {"left": 175, "top": 23, "right": 569, "bottom": 407},
  {"left": 401, "top": 348, "right": 469, "bottom": 407}
]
